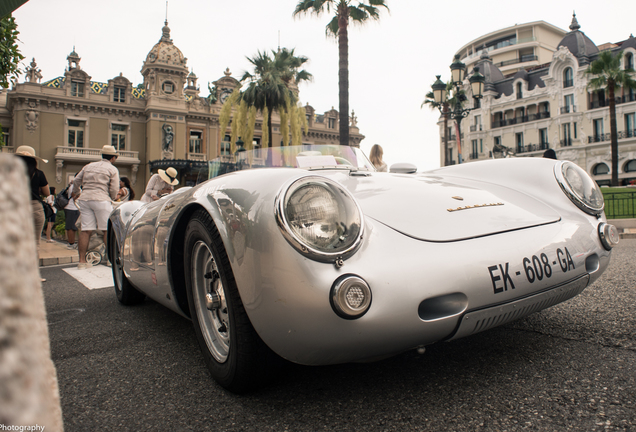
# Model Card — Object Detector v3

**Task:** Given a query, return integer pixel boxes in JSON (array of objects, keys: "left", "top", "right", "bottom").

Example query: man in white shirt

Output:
[{"left": 72, "top": 145, "right": 120, "bottom": 269}]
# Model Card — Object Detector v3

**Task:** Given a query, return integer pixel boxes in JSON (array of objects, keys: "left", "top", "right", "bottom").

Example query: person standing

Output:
[
  {"left": 72, "top": 145, "right": 120, "bottom": 269},
  {"left": 44, "top": 186, "right": 57, "bottom": 243},
  {"left": 140, "top": 167, "right": 179, "bottom": 203},
  {"left": 15, "top": 146, "right": 50, "bottom": 245},
  {"left": 15, "top": 146, "right": 50, "bottom": 282},
  {"left": 64, "top": 180, "right": 80, "bottom": 249},
  {"left": 115, "top": 176, "right": 135, "bottom": 202},
  {"left": 369, "top": 144, "right": 387, "bottom": 172}
]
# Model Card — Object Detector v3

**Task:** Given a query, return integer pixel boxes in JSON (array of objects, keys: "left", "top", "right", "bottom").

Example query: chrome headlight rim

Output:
[
  {"left": 554, "top": 161, "right": 604, "bottom": 216},
  {"left": 275, "top": 175, "right": 364, "bottom": 263}
]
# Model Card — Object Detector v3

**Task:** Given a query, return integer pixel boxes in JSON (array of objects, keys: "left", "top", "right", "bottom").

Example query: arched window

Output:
[
  {"left": 563, "top": 67, "right": 573, "bottom": 88},
  {"left": 626, "top": 53, "right": 634, "bottom": 70},
  {"left": 625, "top": 159, "right": 636, "bottom": 172},
  {"left": 593, "top": 163, "right": 610, "bottom": 176}
]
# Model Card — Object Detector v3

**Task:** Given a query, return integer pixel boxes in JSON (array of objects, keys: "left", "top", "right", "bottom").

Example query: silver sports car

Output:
[{"left": 108, "top": 145, "right": 618, "bottom": 393}]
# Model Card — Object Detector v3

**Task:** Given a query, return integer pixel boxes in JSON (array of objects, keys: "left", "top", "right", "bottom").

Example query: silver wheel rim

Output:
[
  {"left": 192, "top": 240, "right": 230, "bottom": 363},
  {"left": 86, "top": 251, "right": 102, "bottom": 265}
]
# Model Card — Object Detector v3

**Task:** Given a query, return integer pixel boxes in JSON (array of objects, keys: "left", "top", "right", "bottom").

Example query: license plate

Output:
[{"left": 487, "top": 247, "right": 576, "bottom": 294}]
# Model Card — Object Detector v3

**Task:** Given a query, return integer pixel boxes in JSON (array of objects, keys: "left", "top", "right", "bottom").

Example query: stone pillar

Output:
[{"left": 0, "top": 154, "right": 64, "bottom": 431}]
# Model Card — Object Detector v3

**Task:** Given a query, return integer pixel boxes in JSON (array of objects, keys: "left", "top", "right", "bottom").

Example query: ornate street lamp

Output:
[{"left": 432, "top": 56, "right": 485, "bottom": 164}]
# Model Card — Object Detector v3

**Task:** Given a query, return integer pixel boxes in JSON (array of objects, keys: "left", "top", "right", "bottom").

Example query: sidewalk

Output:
[{"left": 38, "top": 239, "right": 80, "bottom": 267}]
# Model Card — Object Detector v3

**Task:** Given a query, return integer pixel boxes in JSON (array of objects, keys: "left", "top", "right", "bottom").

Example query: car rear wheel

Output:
[
  {"left": 184, "top": 209, "right": 276, "bottom": 393},
  {"left": 110, "top": 229, "right": 145, "bottom": 305}
]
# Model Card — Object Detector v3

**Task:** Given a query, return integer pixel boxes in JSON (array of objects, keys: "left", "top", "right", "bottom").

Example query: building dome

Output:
[
  {"left": 144, "top": 20, "right": 187, "bottom": 68},
  {"left": 474, "top": 49, "right": 505, "bottom": 93},
  {"left": 557, "top": 13, "right": 598, "bottom": 62}
]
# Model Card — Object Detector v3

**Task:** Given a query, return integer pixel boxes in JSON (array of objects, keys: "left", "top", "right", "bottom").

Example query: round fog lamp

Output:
[
  {"left": 598, "top": 222, "right": 619, "bottom": 250},
  {"left": 330, "top": 275, "right": 371, "bottom": 319}
]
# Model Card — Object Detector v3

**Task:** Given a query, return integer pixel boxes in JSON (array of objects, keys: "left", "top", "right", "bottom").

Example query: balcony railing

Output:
[
  {"left": 563, "top": 79, "right": 573, "bottom": 88},
  {"left": 54, "top": 146, "right": 139, "bottom": 163},
  {"left": 491, "top": 111, "right": 550, "bottom": 129},
  {"left": 187, "top": 153, "right": 206, "bottom": 161},
  {"left": 469, "top": 124, "right": 483, "bottom": 132},
  {"left": 515, "top": 143, "right": 550, "bottom": 154},
  {"left": 560, "top": 105, "right": 576, "bottom": 114},
  {"left": 0, "top": 146, "right": 15, "bottom": 154},
  {"left": 589, "top": 94, "right": 636, "bottom": 110},
  {"left": 494, "top": 55, "right": 538, "bottom": 68},
  {"left": 560, "top": 138, "right": 572, "bottom": 147},
  {"left": 619, "top": 129, "right": 636, "bottom": 139},
  {"left": 468, "top": 152, "right": 479, "bottom": 160},
  {"left": 588, "top": 133, "right": 611, "bottom": 143}
]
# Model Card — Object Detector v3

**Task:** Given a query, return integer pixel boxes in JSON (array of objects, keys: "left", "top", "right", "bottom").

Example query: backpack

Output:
[{"left": 54, "top": 186, "right": 70, "bottom": 210}]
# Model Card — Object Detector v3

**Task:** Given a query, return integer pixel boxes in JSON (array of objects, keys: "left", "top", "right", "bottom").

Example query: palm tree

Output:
[
  {"left": 586, "top": 50, "right": 636, "bottom": 186},
  {"left": 239, "top": 48, "right": 312, "bottom": 148},
  {"left": 293, "top": 0, "right": 389, "bottom": 146}
]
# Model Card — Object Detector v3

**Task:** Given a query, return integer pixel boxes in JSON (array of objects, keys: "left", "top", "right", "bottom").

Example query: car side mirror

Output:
[{"left": 389, "top": 163, "right": 417, "bottom": 174}]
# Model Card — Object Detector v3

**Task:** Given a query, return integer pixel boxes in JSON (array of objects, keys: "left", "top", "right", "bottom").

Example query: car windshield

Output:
[{"left": 196, "top": 144, "right": 375, "bottom": 183}]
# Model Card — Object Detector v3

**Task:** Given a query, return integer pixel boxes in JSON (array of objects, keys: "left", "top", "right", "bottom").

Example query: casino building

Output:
[
  {"left": 0, "top": 21, "right": 365, "bottom": 194},
  {"left": 438, "top": 14, "right": 636, "bottom": 186}
]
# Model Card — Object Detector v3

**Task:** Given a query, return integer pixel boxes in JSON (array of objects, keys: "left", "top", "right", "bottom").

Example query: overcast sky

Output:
[{"left": 12, "top": 0, "right": 636, "bottom": 170}]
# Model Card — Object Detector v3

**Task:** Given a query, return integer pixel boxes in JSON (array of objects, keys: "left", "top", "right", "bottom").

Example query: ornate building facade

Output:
[
  {"left": 0, "top": 21, "right": 365, "bottom": 194},
  {"left": 440, "top": 14, "right": 636, "bottom": 186}
]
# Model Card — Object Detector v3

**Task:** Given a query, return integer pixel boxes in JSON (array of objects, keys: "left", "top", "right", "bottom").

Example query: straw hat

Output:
[
  {"left": 101, "top": 145, "right": 119, "bottom": 156},
  {"left": 158, "top": 167, "right": 179, "bottom": 186},
  {"left": 15, "top": 145, "right": 48, "bottom": 163}
]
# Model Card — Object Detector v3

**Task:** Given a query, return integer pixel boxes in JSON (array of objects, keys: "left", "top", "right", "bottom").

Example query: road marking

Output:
[{"left": 63, "top": 265, "right": 114, "bottom": 290}]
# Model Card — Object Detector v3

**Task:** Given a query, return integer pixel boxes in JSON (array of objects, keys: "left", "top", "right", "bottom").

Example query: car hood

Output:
[{"left": 337, "top": 172, "right": 561, "bottom": 242}]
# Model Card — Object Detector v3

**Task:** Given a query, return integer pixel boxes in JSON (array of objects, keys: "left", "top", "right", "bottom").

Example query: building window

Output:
[
  {"left": 111, "top": 124, "right": 127, "bottom": 151},
  {"left": 626, "top": 53, "right": 634, "bottom": 70},
  {"left": 473, "top": 97, "right": 481, "bottom": 109},
  {"left": 563, "top": 67, "right": 573, "bottom": 88},
  {"left": 71, "top": 81, "right": 84, "bottom": 97},
  {"left": 162, "top": 81, "right": 174, "bottom": 94},
  {"left": 494, "top": 136, "right": 501, "bottom": 147},
  {"left": 562, "top": 94, "right": 575, "bottom": 114},
  {"left": 1, "top": 128, "right": 9, "bottom": 147},
  {"left": 328, "top": 118, "right": 336, "bottom": 129},
  {"left": 471, "top": 139, "right": 478, "bottom": 159},
  {"left": 480, "top": 138, "right": 483, "bottom": 153},
  {"left": 625, "top": 160, "right": 636, "bottom": 172},
  {"left": 516, "top": 82, "right": 523, "bottom": 99},
  {"left": 593, "top": 163, "right": 610, "bottom": 176},
  {"left": 539, "top": 128, "right": 548, "bottom": 147},
  {"left": 515, "top": 132, "right": 524, "bottom": 152},
  {"left": 189, "top": 131, "right": 202, "bottom": 154},
  {"left": 221, "top": 134, "right": 231, "bottom": 155},
  {"left": 562, "top": 123, "right": 571, "bottom": 147},
  {"left": 626, "top": 113, "right": 635, "bottom": 137},
  {"left": 593, "top": 118, "right": 604, "bottom": 141},
  {"left": 114, "top": 86, "right": 126, "bottom": 103},
  {"left": 68, "top": 120, "right": 85, "bottom": 147}
]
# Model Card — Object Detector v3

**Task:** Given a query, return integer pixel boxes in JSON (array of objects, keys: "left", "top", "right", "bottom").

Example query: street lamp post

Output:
[{"left": 432, "top": 55, "right": 485, "bottom": 164}]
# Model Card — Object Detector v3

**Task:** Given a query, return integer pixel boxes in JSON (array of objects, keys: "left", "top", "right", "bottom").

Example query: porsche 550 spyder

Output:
[{"left": 108, "top": 145, "right": 618, "bottom": 393}]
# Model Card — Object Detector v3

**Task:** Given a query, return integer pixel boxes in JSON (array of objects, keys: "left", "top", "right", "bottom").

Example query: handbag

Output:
[
  {"left": 54, "top": 186, "right": 70, "bottom": 210},
  {"left": 41, "top": 200, "right": 55, "bottom": 220}
]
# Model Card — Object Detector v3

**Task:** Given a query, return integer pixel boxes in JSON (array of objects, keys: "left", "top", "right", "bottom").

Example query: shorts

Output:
[
  {"left": 47, "top": 209, "right": 57, "bottom": 223},
  {"left": 78, "top": 200, "right": 113, "bottom": 231},
  {"left": 64, "top": 209, "right": 80, "bottom": 231}
]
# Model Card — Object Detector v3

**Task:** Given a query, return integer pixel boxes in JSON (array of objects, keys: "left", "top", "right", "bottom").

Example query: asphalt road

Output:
[{"left": 42, "top": 239, "right": 636, "bottom": 432}]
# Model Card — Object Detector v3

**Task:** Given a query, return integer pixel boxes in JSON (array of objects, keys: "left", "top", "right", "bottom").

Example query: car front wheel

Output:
[
  {"left": 184, "top": 209, "right": 276, "bottom": 393},
  {"left": 110, "top": 229, "right": 145, "bottom": 305}
]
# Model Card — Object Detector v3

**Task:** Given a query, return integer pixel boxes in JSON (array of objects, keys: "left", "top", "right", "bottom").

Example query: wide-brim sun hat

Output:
[
  {"left": 101, "top": 145, "right": 119, "bottom": 156},
  {"left": 158, "top": 167, "right": 179, "bottom": 186},
  {"left": 15, "top": 145, "right": 48, "bottom": 163}
]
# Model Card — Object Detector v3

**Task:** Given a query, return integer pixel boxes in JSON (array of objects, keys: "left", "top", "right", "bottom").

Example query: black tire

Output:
[
  {"left": 184, "top": 209, "right": 277, "bottom": 393},
  {"left": 110, "top": 229, "right": 146, "bottom": 305}
]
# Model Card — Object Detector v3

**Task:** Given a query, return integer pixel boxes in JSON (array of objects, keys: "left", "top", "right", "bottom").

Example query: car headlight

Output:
[
  {"left": 276, "top": 176, "right": 364, "bottom": 263},
  {"left": 554, "top": 161, "right": 604, "bottom": 216}
]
